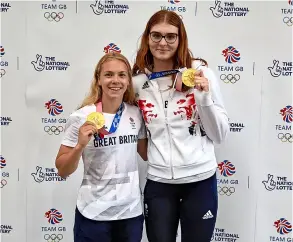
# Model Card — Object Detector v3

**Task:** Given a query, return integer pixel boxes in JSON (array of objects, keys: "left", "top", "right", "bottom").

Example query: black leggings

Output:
[{"left": 143, "top": 173, "right": 218, "bottom": 242}]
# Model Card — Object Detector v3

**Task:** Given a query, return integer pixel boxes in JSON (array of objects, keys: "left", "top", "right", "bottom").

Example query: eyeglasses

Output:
[{"left": 149, "top": 32, "right": 178, "bottom": 44}]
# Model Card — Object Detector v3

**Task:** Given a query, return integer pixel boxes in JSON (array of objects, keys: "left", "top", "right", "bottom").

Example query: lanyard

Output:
[
  {"left": 147, "top": 69, "right": 180, "bottom": 81},
  {"left": 147, "top": 68, "right": 187, "bottom": 92}
]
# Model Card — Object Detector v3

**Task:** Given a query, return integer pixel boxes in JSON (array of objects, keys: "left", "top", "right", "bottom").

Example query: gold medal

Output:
[
  {"left": 86, "top": 112, "right": 105, "bottom": 129},
  {"left": 182, "top": 68, "right": 197, "bottom": 87}
]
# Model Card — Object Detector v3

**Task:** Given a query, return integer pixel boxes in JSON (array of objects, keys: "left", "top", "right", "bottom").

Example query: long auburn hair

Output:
[
  {"left": 132, "top": 10, "right": 207, "bottom": 91},
  {"left": 78, "top": 52, "right": 135, "bottom": 109}
]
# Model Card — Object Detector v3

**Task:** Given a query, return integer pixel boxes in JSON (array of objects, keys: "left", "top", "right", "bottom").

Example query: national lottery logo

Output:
[
  {"left": 228, "top": 118, "right": 245, "bottom": 133},
  {"left": 45, "top": 209, "right": 63, "bottom": 225},
  {"left": 0, "top": 2, "right": 12, "bottom": 13},
  {"left": 274, "top": 218, "right": 292, "bottom": 235},
  {"left": 211, "top": 228, "right": 240, "bottom": 241},
  {"left": 210, "top": 0, "right": 249, "bottom": 18},
  {"left": 104, "top": 43, "right": 121, "bottom": 54},
  {"left": 31, "top": 54, "right": 70, "bottom": 71},
  {"left": 90, "top": 0, "right": 129, "bottom": 15},
  {"left": 31, "top": 166, "right": 66, "bottom": 183},
  {"left": 276, "top": 105, "right": 292, "bottom": 143},
  {"left": 32, "top": 166, "right": 45, "bottom": 183},
  {"left": 0, "top": 117, "right": 12, "bottom": 126},
  {"left": 0, "top": 224, "right": 13, "bottom": 234},
  {"left": 262, "top": 174, "right": 293, "bottom": 191},
  {"left": 268, "top": 60, "right": 292, "bottom": 77},
  {"left": 217, "top": 160, "right": 238, "bottom": 196}
]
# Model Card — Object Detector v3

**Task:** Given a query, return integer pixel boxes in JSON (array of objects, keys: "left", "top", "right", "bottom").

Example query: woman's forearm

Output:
[{"left": 56, "top": 144, "right": 84, "bottom": 178}]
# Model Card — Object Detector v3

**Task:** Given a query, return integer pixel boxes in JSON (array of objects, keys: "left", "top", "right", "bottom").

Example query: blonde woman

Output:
[{"left": 55, "top": 52, "right": 147, "bottom": 242}]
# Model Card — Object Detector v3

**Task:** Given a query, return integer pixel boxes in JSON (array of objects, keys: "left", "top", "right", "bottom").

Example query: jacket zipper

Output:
[{"left": 159, "top": 90, "right": 174, "bottom": 179}]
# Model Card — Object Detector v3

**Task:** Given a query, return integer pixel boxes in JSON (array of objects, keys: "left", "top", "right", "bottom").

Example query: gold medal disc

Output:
[
  {"left": 182, "top": 69, "right": 197, "bottom": 87},
  {"left": 86, "top": 112, "right": 105, "bottom": 129}
]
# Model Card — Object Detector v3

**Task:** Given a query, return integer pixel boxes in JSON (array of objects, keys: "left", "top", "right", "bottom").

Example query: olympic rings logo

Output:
[
  {"left": 217, "top": 186, "right": 235, "bottom": 196},
  {"left": 44, "top": 234, "right": 63, "bottom": 241},
  {"left": 44, "top": 12, "right": 64, "bottom": 22},
  {"left": 278, "top": 133, "right": 293, "bottom": 143},
  {"left": 220, "top": 74, "right": 240, "bottom": 84},
  {"left": 44, "top": 126, "right": 64, "bottom": 135},
  {"left": 0, "top": 69, "right": 6, "bottom": 77},
  {"left": 283, "top": 16, "right": 293, "bottom": 26},
  {"left": 1, "top": 179, "right": 7, "bottom": 188}
]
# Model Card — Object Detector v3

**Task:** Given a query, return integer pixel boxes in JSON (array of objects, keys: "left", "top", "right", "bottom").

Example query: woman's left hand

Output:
[{"left": 194, "top": 70, "right": 209, "bottom": 92}]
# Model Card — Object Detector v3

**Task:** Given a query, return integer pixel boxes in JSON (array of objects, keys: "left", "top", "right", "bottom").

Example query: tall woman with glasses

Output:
[{"left": 132, "top": 10, "right": 229, "bottom": 242}]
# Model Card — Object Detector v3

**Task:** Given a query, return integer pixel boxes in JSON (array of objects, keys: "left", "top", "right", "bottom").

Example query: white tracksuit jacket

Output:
[{"left": 133, "top": 61, "right": 229, "bottom": 179}]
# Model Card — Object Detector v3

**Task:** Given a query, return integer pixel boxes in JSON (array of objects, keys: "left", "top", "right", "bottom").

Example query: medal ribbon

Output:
[
  {"left": 147, "top": 68, "right": 187, "bottom": 91},
  {"left": 94, "top": 101, "right": 124, "bottom": 140},
  {"left": 147, "top": 69, "right": 180, "bottom": 81}
]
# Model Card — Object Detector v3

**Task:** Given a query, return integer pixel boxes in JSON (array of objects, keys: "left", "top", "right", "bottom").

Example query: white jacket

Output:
[{"left": 133, "top": 61, "right": 229, "bottom": 179}]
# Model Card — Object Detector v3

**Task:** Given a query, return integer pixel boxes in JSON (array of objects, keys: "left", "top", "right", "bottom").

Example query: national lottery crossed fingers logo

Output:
[
  {"left": 90, "top": 0, "right": 129, "bottom": 15},
  {"left": 210, "top": 0, "right": 250, "bottom": 18}
]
